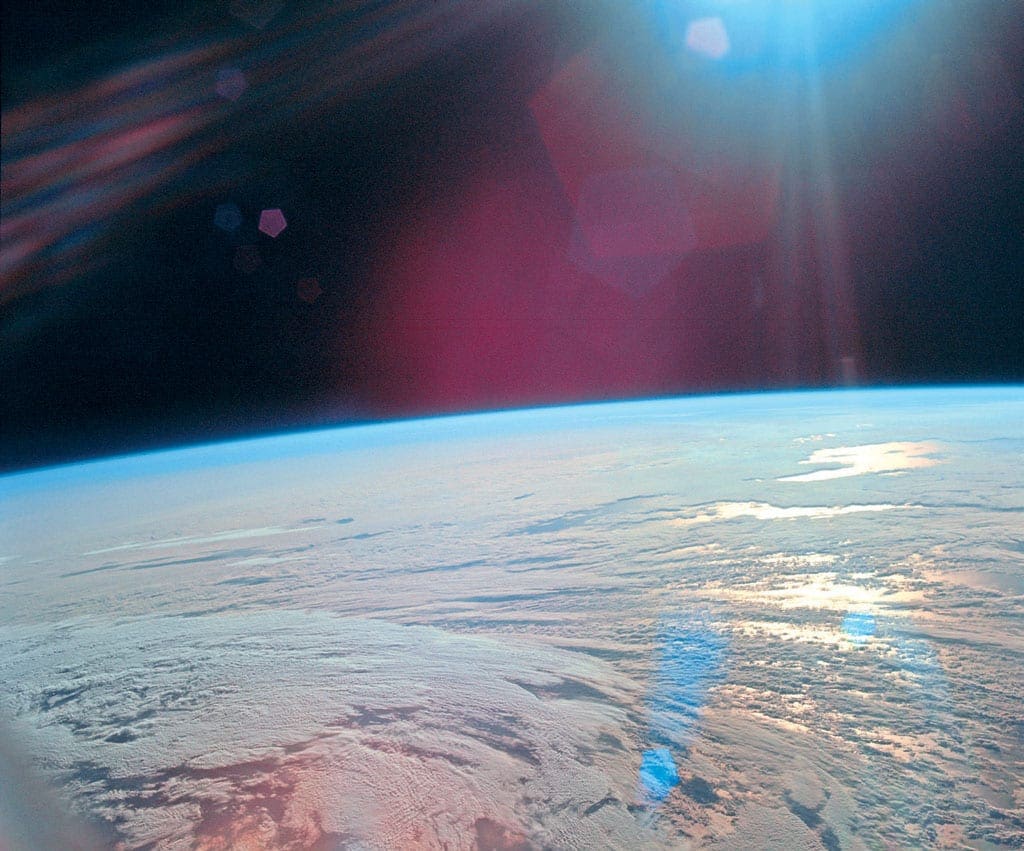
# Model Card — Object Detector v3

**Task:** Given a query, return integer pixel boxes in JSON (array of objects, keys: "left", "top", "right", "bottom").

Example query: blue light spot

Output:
[
  {"left": 843, "top": 611, "right": 875, "bottom": 644},
  {"left": 647, "top": 616, "right": 726, "bottom": 746},
  {"left": 650, "top": 0, "right": 924, "bottom": 73},
  {"left": 214, "top": 202, "right": 243, "bottom": 232},
  {"left": 639, "top": 748, "right": 680, "bottom": 804}
]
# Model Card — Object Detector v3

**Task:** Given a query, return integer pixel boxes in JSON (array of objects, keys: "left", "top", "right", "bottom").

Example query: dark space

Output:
[{"left": 2, "top": 0, "right": 1022, "bottom": 472}]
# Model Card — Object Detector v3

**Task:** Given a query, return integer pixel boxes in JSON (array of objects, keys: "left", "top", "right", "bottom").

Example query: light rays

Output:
[{"left": 1, "top": 0, "right": 520, "bottom": 304}]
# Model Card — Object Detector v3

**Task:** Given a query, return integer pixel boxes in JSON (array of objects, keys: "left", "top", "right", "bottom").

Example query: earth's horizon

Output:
[{"left": 1, "top": 386, "right": 1022, "bottom": 849}]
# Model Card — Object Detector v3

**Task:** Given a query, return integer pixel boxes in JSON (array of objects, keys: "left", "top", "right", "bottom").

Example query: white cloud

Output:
[
  {"left": 779, "top": 442, "right": 941, "bottom": 482},
  {"left": 668, "top": 501, "right": 911, "bottom": 526}
]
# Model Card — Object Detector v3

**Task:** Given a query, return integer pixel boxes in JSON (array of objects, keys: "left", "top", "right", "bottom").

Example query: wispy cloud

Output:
[{"left": 84, "top": 525, "right": 315, "bottom": 555}]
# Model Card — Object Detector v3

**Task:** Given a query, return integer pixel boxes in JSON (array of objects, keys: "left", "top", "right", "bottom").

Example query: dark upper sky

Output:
[{"left": 2, "top": 0, "right": 1022, "bottom": 473}]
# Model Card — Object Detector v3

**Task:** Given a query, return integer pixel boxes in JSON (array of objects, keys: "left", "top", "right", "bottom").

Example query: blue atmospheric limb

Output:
[
  {"left": 639, "top": 748, "right": 681, "bottom": 804},
  {"left": 842, "top": 610, "right": 876, "bottom": 644},
  {"left": 640, "top": 614, "right": 727, "bottom": 805}
]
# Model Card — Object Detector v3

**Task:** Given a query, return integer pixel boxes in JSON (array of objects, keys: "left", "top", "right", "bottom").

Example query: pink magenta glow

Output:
[
  {"left": 529, "top": 50, "right": 778, "bottom": 256},
  {"left": 574, "top": 168, "right": 697, "bottom": 259},
  {"left": 355, "top": 151, "right": 767, "bottom": 415},
  {"left": 258, "top": 208, "right": 287, "bottom": 238}
]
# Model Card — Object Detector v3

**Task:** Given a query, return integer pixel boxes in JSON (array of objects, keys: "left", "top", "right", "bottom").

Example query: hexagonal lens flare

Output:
[{"left": 258, "top": 208, "right": 287, "bottom": 238}]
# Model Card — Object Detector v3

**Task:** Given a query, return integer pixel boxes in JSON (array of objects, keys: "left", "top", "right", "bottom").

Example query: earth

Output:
[{"left": 1, "top": 387, "right": 1022, "bottom": 850}]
